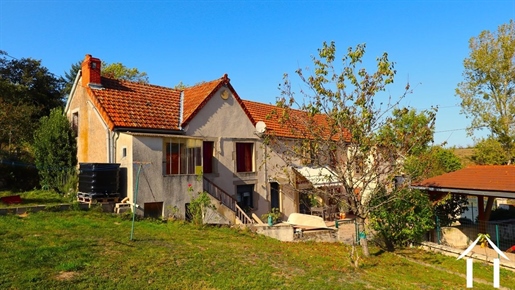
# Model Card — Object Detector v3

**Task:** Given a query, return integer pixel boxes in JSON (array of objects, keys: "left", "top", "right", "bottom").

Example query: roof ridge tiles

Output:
[
  {"left": 464, "top": 164, "right": 515, "bottom": 168},
  {"left": 101, "top": 76, "right": 181, "bottom": 92}
]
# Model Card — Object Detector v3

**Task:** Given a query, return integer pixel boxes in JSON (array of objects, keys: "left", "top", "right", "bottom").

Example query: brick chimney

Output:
[{"left": 81, "top": 54, "right": 102, "bottom": 87}]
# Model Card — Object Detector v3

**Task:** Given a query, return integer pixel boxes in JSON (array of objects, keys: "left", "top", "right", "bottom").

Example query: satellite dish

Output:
[{"left": 255, "top": 121, "right": 267, "bottom": 134}]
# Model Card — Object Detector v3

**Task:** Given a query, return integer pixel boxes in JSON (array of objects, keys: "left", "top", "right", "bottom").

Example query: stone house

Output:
[{"left": 65, "top": 54, "right": 343, "bottom": 224}]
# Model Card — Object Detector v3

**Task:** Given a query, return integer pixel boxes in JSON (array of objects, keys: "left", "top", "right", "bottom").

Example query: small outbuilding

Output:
[{"left": 412, "top": 165, "right": 515, "bottom": 232}]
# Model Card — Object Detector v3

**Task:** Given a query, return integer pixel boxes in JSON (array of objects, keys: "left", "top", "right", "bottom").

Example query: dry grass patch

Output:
[{"left": 55, "top": 271, "right": 77, "bottom": 281}]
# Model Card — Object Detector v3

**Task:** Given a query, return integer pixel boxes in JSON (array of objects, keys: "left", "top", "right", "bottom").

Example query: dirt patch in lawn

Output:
[{"left": 55, "top": 271, "right": 78, "bottom": 281}]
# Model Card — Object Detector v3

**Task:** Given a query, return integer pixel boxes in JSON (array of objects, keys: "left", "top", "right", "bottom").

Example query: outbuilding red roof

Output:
[{"left": 413, "top": 165, "right": 515, "bottom": 193}]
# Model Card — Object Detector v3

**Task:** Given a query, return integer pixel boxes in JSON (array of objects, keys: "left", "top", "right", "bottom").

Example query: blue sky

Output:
[{"left": 1, "top": 0, "right": 514, "bottom": 147}]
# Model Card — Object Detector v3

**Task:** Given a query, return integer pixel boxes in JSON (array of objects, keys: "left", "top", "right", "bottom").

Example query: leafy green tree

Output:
[
  {"left": 0, "top": 52, "right": 65, "bottom": 190},
  {"left": 173, "top": 81, "right": 188, "bottom": 90},
  {"left": 0, "top": 99, "right": 35, "bottom": 153},
  {"left": 63, "top": 59, "right": 149, "bottom": 96},
  {"left": 33, "top": 108, "right": 77, "bottom": 193},
  {"left": 0, "top": 52, "right": 65, "bottom": 115},
  {"left": 456, "top": 20, "right": 515, "bottom": 164},
  {"left": 272, "top": 41, "right": 436, "bottom": 257},
  {"left": 102, "top": 62, "right": 149, "bottom": 83},
  {"left": 378, "top": 107, "right": 436, "bottom": 157},
  {"left": 370, "top": 188, "right": 434, "bottom": 251},
  {"left": 0, "top": 105, "right": 40, "bottom": 190},
  {"left": 405, "top": 146, "right": 467, "bottom": 226},
  {"left": 0, "top": 52, "right": 65, "bottom": 149},
  {"left": 405, "top": 146, "right": 462, "bottom": 182},
  {"left": 472, "top": 137, "right": 513, "bottom": 165},
  {"left": 63, "top": 60, "right": 81, "bottom": 95},
  {"left": 433, "top": 194, "right": 468, "bottom": 227}
]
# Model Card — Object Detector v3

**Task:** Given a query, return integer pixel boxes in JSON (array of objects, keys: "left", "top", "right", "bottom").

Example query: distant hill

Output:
[{"left": 453, "top": 147, "right": 475, "bottom": 167}]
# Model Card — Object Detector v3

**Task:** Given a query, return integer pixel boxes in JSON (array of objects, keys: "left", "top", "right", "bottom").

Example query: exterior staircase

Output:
[{"left": 203, "top": 177, "right": 254, "bottom": 225}]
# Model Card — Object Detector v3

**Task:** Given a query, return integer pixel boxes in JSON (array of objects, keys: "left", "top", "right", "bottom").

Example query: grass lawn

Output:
[
  {"left": 0, "top": 190, "right": 71, "bottom": 208},
  {"left": 1, "top": 210, "right": 514, "bottom": 289}
]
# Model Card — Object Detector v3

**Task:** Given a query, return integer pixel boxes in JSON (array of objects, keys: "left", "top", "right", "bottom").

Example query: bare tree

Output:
[{"left": 269, "top": 41, "right": 436, "bottom": 257}]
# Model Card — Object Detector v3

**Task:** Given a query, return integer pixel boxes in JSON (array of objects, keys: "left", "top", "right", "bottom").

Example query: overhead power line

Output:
[
  {"left": 435, "top": 120, "right": 515, "bottom": 134},
  {"left": 435, "top": 128, "right": 474, "bottom": 133},
  {"left": 435, "top": 125, "right": 489, "bottom": 134}
]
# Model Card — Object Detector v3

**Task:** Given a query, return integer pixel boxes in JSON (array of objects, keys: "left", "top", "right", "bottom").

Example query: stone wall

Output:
[{"left": 253, "top": 221, "right": 357, "bottom": 244}]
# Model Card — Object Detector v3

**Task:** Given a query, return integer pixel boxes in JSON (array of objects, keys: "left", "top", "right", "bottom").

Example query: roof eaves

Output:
[
  {"left": 124, "top": 132, "right": 195, "bottom": 138},
  {"left": 229, "top": 82, "right": 257, "bottom": 125},
  {"left": 64, "top": 69, "right": 82, "bottom": 114},
  {"left": 113, "top": 127, "right": 185, "bottom": 135},
  {"left": 87, "top": 87, "right": 116, "bottom": 130},
  {"left": 411, "top": 185, "right": 515, "bottom": 198}
]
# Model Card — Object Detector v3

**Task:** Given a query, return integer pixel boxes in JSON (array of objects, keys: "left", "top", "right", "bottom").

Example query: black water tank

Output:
[{"left": 78, "top": 163, "right": 120, "bottom": 196}]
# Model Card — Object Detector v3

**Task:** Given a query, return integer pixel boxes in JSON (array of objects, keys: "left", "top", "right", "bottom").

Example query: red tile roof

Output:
[
  {"left": 242, "top": 100, "right": 307, "bottom": 138},
  {"left": 87, "top": 72, "right": 349, "bottom": 141},
  {"left": 182, "top": 74, "right": 231, "bottom": 125},
  {"left": 88, "top": 74, "right": 235, "bottom": 132},
  {"left": 242, "top": 100, "right": 350, "bottom": 141},
  {"left": 90, "top": 77, "right": 182, "bottom": 131},
  {"left": 413, "top": 165, "right": 515, "bottom": 193}
]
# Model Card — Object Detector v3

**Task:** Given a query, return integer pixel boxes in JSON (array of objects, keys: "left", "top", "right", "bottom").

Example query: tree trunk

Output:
[
  {"left": 374, "top": 219, "right": 394, "bottom": 251},
  {"left": 381, "top": 229, "right": 395, "bottom": 252},
  {"left": 357, "top": 217, "right": 370, "bottom": 257}
]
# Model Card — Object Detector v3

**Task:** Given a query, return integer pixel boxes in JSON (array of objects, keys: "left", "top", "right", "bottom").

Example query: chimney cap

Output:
[{"left": 81, "top": 54, "right": 102, "bottom": 88}]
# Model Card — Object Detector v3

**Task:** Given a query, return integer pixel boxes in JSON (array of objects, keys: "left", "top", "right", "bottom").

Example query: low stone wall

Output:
[
  {"left": 253, "top": 221, "right": 357, "bottom": 244},
  {"left": 254, "top": 224, "right": 296, "bottom": 242},
  {"left": 296, "top": 229, "right": 339, "bottom": 242}
]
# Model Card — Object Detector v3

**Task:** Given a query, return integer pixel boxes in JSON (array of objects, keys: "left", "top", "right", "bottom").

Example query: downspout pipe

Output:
[
  {"left": 112, "top": 132, "right": 120, "bottom": 163},
  {"left": 107, "top": 129, "right": 111, "bottom": 163},
  {"left": 108, "top": 131, "right": 120, "bottom": 163},
  {"left": 86, "top": 100, "right": 111, "bottom": 163},
  {"left": 179, "top": 90, "right": 184, "bottom": 131},
  {"left": 264, "top": 139, "right": 269, "bottom": 201},
  {"left": 107, "top": 130, "right": 119, "bottom": 163}
]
